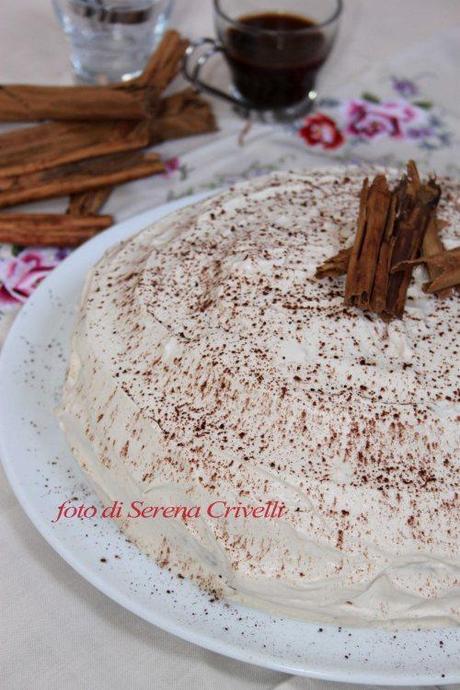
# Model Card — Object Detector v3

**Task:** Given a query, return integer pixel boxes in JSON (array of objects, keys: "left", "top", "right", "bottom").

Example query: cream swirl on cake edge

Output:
[{"left": 58, "top": 170, "right": 460, "bottom": 627}]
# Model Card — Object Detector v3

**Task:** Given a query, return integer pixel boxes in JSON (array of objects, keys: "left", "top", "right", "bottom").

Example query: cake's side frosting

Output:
[{"left": 58, "top": 170, "right": 460, "bottom": 627}]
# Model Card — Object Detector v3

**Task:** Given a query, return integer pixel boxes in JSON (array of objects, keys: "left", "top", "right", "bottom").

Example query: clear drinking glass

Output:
[
  {"left": 52, "top": 0, "right": 173, "bottom": 84},
  {"left": 184, "top": 0, "right": 342, "bottom": 119}
]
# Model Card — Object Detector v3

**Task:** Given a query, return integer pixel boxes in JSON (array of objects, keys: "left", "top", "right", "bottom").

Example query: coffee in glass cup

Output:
[{"left": 184, "top": 0, "right": 342, "bottom": 119}]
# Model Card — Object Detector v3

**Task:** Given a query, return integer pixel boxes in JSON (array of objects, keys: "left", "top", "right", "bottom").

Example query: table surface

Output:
[{"left": 1, "top": 1, "right": 460, "bottom": 689}]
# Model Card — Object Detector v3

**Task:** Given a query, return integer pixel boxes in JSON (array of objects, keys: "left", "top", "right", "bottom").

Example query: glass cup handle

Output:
[{"left": 183, "top": 39, "right": 249, "bottom": 110}]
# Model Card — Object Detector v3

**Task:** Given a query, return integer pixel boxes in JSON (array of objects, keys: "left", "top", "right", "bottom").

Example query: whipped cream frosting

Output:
[{"left": 58, "top": 170, "right": 460, "bottom": 627}]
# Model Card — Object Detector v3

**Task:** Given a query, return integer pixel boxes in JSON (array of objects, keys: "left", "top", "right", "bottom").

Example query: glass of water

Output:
[{"left": 52, "top": 0, "right": 173, "bottom": 84}]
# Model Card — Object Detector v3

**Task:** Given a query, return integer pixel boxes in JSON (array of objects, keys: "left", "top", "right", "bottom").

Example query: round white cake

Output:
[{"left": 58, "top": 170, "right": 460, "bottom": 627}]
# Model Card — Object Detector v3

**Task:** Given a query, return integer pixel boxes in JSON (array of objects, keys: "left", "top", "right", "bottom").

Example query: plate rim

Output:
[{"left": 0, "top": 190, "right": 459, "bottom": 687}]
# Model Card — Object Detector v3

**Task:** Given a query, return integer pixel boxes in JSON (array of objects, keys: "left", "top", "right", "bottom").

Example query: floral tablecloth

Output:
[{"left": 1, "top": 2, "right": 460, "bottom": 689}]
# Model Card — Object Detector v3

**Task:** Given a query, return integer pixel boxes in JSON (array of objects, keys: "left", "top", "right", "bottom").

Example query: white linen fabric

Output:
[{"left": 1, "top": 1, "right": 459, "bottom": 689}]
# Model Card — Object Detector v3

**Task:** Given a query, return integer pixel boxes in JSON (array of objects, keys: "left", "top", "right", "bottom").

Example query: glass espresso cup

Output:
[{"left": 184, "top": 0, "right": 342, "bottom": 118}]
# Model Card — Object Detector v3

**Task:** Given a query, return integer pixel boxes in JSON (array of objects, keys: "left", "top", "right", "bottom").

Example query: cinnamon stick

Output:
[
  {"left": 0, "top": 120, "right": 150, "bottom": 177},
  {"left": 149, "top": 88, "right": 217, "bottom": 144},
  {"left": 369, "top": 191, "right": 398, "bottom": 314},
  {"left": 0, "top": 151, "right": 164, "bottom": 209},
  {"left": 132, "top": 30, "right": 189, "bottom": 90},
  {"left": 0, "top": 213, "right": 113, "bottom": 246},
  {"left": 385, "top": 168, "right": 441, "bottom": 317},
  {"left": 424, "top": 266, "right": 460, "bottom": 294},
  {"left": 67, "top": 187, "right": 113, "bottom": 216},
  {"left": 422, "top": 216, "right": 452, "bottom": 298},
  {"left": 344, "top": 175, "right": 393, "bottom": 309},
  {"left": 0, "top": 84, "right": 157, "bottom": 122},
  {"left": 315, "top": 246, "right": 352, "bottom": 279},
  {"left": 0, "top": 30, "right": 190, "bottom": 123},
  {"left": 392, "top": 247, "right": 460, "bottom": 294}
]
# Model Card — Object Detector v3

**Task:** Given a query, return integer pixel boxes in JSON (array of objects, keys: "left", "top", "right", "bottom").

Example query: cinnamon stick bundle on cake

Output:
[{"left": 315, "top": 161, "right": 459, "bottom": 319}]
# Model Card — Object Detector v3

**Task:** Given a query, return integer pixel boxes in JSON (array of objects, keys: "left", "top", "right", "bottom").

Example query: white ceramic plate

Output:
[{"left": 0, "top": 194, "right": 459, "bottom": 687}]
